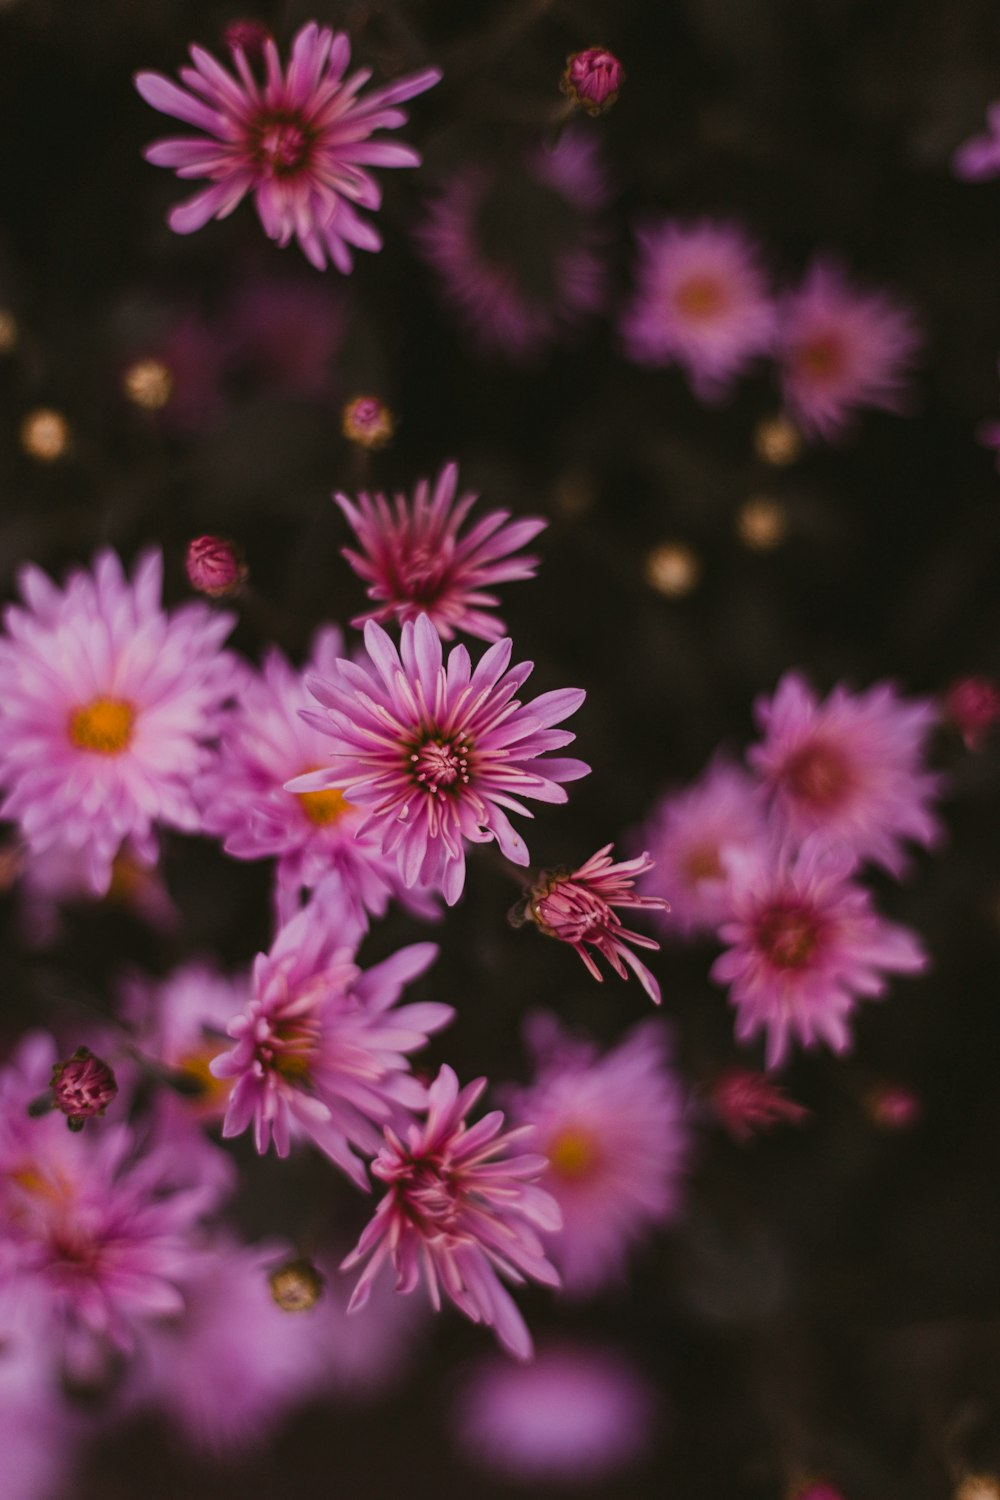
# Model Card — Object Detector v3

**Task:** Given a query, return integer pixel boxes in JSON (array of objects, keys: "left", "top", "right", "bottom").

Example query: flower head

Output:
[
  {"left": 709, "top": 1068, "right": 809, "bottom": 1143},
  {"left": 621, "top": 219, "right": 776, "bottom": 400},
  {"left": 185, "top": 535, "right": 247, "bottom": 598},
  {"left": 335, "top": 461, "right": 546, "bottom": 642},
  {"left": 136, "top": 22, "right": 440, "bottom": 271},
  {"left": 0, "top": 550, "right": 238, "bottom": 895},
  {"left": 50, "top": 1048, "right": 118, "bottom": 1131},
  {"left": 561, "top": 49, "right": 626, "bottom": 116},
  {"left": 748, "top": 672, "right": 942, "bottom": 877},
  {"left": 296, "top": 614, "right": 589, "bottom": 906},
  {"left": 121, "top": 960, "right": 248, "bottom": 1118},
  {"left": 953, "top": 103, "right": 1000, "bottom": 181},
  {"left": 776, "top": 259, "right": 922, "bottom": 441},
  {"left": 944, "top": 675, "right": 1000, "bottom": 751},
  {"left": 342, "top": 1065, "right": 561, "bottom": 1360}
]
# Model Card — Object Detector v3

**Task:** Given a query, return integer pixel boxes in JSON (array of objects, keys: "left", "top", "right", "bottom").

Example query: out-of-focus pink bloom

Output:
[
  {"left": 506, "top": 1015, "right": 689, "bottom": 1295},
  {"left": 519, "top": 844, "right": 667, "bottom": 1003},
  {"left": 0, "top": 550, "right": 239, "bottom": 896},
  {"left": 335, "top": 461, "right": 546, "bottom": 642},
  {"left": 295, "top": 614, "right": 589, "bottom": 906},
  {"left": 709, "top": 1068, "right": 809, "bottom": 1143},
  {"left": 944, "top": 675, "right": 1000, "bottom": 751},
  {"left": 561, "top": 48, "right": 626, "bottom": 116},
  {"left": 621, "top": 219, "right": 776, "bottom": 401},
  {"left": 342, "top": 1065, "right": 562, "bottom": 1360},
  {"left": 866, "top": 1081, "right": 922, "bottom": 1131},
  {"left": 453, "top": 1342, "right": 656, "bottom": 1482},
  {"left": 776, "top": 259, "right": 922, "bottom": 441},
  {"left": 122, "top": 960, "right": 248, "bottom": 1118},
  {"left": 50, "top": 1048, "right": 118, "bottom": 1130},
  {"left": 636, "top": 759, "right": 770, "bottom": 936},
  {"left": 136, "top": 23, "right": 440, "bottom": 271},
  {"left": 711, "top": 839, "right": 927, "bottom": 1070},
  {"left": 309, "top": 1250, "right": 426, "bottom": 1398},
  {"left": 211, "top": 903, "right": 449, "bottom": 1184},
  {"left": 147, "top": 312, "right": 230, "bottom": 433},
  {"left": 418, "top": 131, "right": 612, "bottom": 362},
  {"left": 953, "top": 104, "right": 1000, "bottom": 181},
  {"left": 185, "top": 535, "right": 247, "bottom": 598},
  {"left": 0, "top": 1287, "right": 82, "bottom": 1500},
  {"left": 225, "top": 272, "right": 345, "bottom": 396},
  {"left": 15, "top": 839, "right": 179, "bottom": 948},
  {"left": 342, "top": 395, "right": 395, "bottom": 450},
  {"left": 748, "top": 672, "right": 942, "bottom": 877},
  {"left": 224, "top": 20, "right": 271, "bottom": 59}
]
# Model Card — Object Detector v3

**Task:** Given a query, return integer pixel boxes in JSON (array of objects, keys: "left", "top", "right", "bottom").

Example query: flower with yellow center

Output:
[
  {"left": 546, "top": 1125, "right": 601, "bottom": 1181},
  {"left": 68, "top": 697, "right": 136, "bottom": 755},
  {"left": 296, "top": 784, "right": 349, "bottom": 827}
]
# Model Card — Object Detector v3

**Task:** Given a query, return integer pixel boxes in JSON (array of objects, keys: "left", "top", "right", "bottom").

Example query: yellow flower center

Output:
[
  {"left": 683, "top": 843, "right": 724, "bottom": 883},
  {"left": 176, "top": 1047, "right": 232, "bottom": 1108},
  {"left": 295, "top": 766, "right": 349, "bottom": 827},
  {"left": 547, "top": 1126, "right": 600, "bottom": 1181},
  {"left": 68, "top": 696, "right": 135, "bottom": 754},
  {"left": 673, "top": 274, "right": 727, "bottom": 322}
]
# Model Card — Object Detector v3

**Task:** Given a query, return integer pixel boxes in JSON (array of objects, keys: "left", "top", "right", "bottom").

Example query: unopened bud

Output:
[
  {"left": 224, "top": 19, "right": 270, "bottom": 57},
  {"left": 944, "top": 675, "right": 1000, "bottom": 751},
  {"left": 269, "top": 1257, "right": 325, "bottom": 1312},
  {"left": 185, "top": 536, "right": 247, "bottom": 600},
  {"left": 561, "top": 48, "right": 626, "bottom": 117},
  {"left": 342, "top": 395, "right": 395, "bottom": 451},
  {"left": 50, "top": 1047, "right": 118, "bottom": 1130}
]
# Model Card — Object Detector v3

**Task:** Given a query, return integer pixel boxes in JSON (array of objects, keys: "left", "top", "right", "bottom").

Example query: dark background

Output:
[{"left": 1, "top": 0, "right": 1000, "bottom": 1496}]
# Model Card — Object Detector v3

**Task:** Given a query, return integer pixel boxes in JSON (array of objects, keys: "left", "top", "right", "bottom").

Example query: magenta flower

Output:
[
  {"left": 709, "top": 1068, "right": 809, "bottom": 1144},
  {"left": 0, "top": 550, "right": 238, "bottom": 896},
  {"left": 561, "top": 49, "right": 626, "bottom": 116},
  {"left": 520, "top": 844, "right": 667, "bottom": 1003},
  {"left": 775, "top": 259, "right": 922, "bottom": 441},
  {"left": 185, "top": 535, "right": 247, "bottom": 598},
  {"left": 211, "top": 903, "right": 450, "bottom": 1185},
  {"left": 748, "top": 672, "right": 942, "bottom": 877},
  {"left": 335, "top": 461, "right": 546, "bottom": 643},
  {"left": 295, "top": 614, "right": 589, "bottom": 906},
  {"left": 621, "top": 219, "right": 776, "bottom": 401},
  {"left": 135, "top": 22, "right": 440, "bottom": 271},
  {"left": 342, "top": 1065, "right": 561, "bottom": 1360},
  {"left": 953, "top": 104, "right": 1000, "bottom": 181},
  {"left": 505, "top": 1015, "right": 689, "bottom": 1295},
  {"left": 711, "top": 839, "right": 927, "bottom": 1069}
]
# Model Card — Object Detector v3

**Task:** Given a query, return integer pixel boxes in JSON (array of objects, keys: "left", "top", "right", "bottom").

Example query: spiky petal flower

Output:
[
  {"left": 518, "top": 845, "right": 667, "bottom": 1003},
  {"left": 775, "top": 259, "right": 922, "bottom": 441},
  {"left": 342, "top": 1065, "right": 561, "bottom": 1360},
  {"left": 335, "top": 462, "right": 546, "bottom": 643},
  {"left": 295, "top": 615, "right": 589, "bottom": 906},
  {"left": 135, "top": 23, "right": 441, "bottom": 272},
  {"left": 711, "top": 839, "right": 927, "bottom": 1070},
  {"left": 0, "top": 549, "right": 238, "bottom": 896},
  {"left": 748, "top": 672, "right": 942, "bottom": 877}
]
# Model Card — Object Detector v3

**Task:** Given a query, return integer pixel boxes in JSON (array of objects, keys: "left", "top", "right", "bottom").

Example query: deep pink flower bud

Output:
[
  {"left": 710, "top": 1068, "right": 809, "bottom": 1144},
  {"left": 50, "top": 1046, "right": 118, "bottom": 1130},
  {"left": 944, "top": 675, "right": 1000, "bottom": 751},
  {"left": 341, "top": 395, "right": 395, "bottom": 451},
  {"left": 223, "top": 19, "right": 271, "bottom": 58},
  {"left": 561, "top": 48, "right": 625, "bottom": 117},
  {"left": 185, "top": 536, "right": 247, "bottom": 599},
  {"left": 866, "top": 1081, "right": 921, "bottom": 1132}
]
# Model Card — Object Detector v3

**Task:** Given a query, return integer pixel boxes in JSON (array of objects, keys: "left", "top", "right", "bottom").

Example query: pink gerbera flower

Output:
[
  {"left": 342, "top": 1064, "right": 562, "bottom": 1360},
  {"left": 135, "top": 22, "right": 441, "bottom": 272},
  {"left": 748, "top": 672, "right": 942, "bottom": 876},
  {"left": 505, "top": 1015, "right": 689, "bottom": 1295},
  {"left": 334, "top": 461, "right": 546, "bottom": 643},
  {"left": 711, "top": 839, "right": 927, "bottom": 1070},
  {"left": 294, "top": 614, "right": 589, "bottom": 906},
  {"left": 620, "top": 219, "right": 776, "bottom": 401},
  {"left": 775, "top": 259, "right": 922, "bottom": 441},
  {"left": 0, "top": 550, "right": 238, "bottom": 896}
]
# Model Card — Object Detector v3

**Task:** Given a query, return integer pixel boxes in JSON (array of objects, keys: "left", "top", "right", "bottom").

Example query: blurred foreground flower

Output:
[
  {"left": 953, "top": 104, "right": 1000, "bottom": 181},
  {"left": 710, "top": 1068, "right": 809, "bottom": 1143}
]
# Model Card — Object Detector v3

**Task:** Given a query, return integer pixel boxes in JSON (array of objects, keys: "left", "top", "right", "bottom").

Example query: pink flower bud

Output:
[
  {"left": 711, "top": 1068, "right": 809, "bottom": 1144},
  {"left": 50, "top": 1047, "right": 118, "bottom": 1130},
  {"left": 561, "top": 48, "right": 626, "bottom": 117},
  {"left": 341, "top": 395, "right": 395, "bottom": 451},
  {"left": 224, "top": 19, "right": 271, "bottom": 58},
  {"left": 944, "top": 675, "right": 1000, "bottom": 751},
  {"left": 185, "top": 536, "right": 247, "bottom": 600}
]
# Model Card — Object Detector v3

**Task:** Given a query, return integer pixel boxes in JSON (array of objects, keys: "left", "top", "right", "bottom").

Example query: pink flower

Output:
[
  {"left": 748, "top": 672, "right": 942, "bottom": 877},
  {"left": 121, "top": 960, "right": 249, "bottom": 1119},
  {"left": 418, "top": 131, "right": 611, "bottom": 362},
  {"left": 224, "top": 270, "right": 345, "bottom": 396},
  {"left": 775, "top": 259, "right": 922, "bottom": 441},
  {"left": 561, "top": 48, "right": 626, "bottom": 116},
  {"left": 519, "top": 844, "right": 667, "bottom": 1003},
  {"left": 711, "top": 839, "right": 927, "bottom": 1069},
  {"left": 944, "top": 675, "right": 1000, "bottom": 751},
  {"left": 452, "top": 1342, "right": 656, "bottom": 1482},
  {"left": 621, "top": 219, "right": 776, "bottom": 400},
  {"left": 295, "top": 614, "right": 589, "bottom": 906},
  {"left": 505, "top": 1015, "right": 689, "bottom": 1295},
  {"left": 953, "top": 103, "right": 1000, "bottom": 181},
  {"left": 307, "top": 1248, "right": 427, "bottom": 1399},
  {"left": 211, "top": 903, "right": 450, "bottom": 1185},
  {"left": 0, "top": 549, "right": 239, "bottom": 896},
  {"left": 342, "top": 1064, "right": 561, "bottom": 1359},
  {"left": 185, "top": 535, "right": 247, "bottom": 598},
  {"left": 13, "top": 838, "right": 179, "bottom": 948},
  {"left": 709, "top": 1068, "right": 809, "bottom": 1143},
  {"left": 335, "top": 461, "right": 546, "bottom": 643},
  {"left": 135, "top": 22, "right": 440, "bottom": 271}
]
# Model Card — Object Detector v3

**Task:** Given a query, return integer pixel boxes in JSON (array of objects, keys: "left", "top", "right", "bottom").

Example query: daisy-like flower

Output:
[
  {"left": 0, "top": 550, "right": 238, "bottom": 896},
  {"left": 775, "top": 259, "right": 922, "bottom": 441},
  {"left": 335, "top": 461, "right": 546, "bottom": 643},
  {"left": 505, "top": 1015, "right": 689, "bottom": 1295},
  {"left": 516, "top": 845, "right": 667, "bottom": 1003},
  {"left": 952, "top": 103, "right": 1000, "bottom": 181},
  {"left": 135, "top": 22, "right": 441, "bottom": 272},
  {"left": 342, "top": 1065, "right": 561, "bottom": 1360},
  {"left": 210, "top": 902, "right": 450, "bottom": 1186},
  {"left": 711, "top": 839, "right": 927, "bottom": 1070},
  {"left": 295, "top": 614, "right": 589, "bottom": 906},
  {"left": 620, "top": 218, "right": 776, "bottom": 401},
  {"left": 418, "top": 131, "right": 611, "bottom": 362},
  {"left": 748, "top": 672, "right": 942, "bottom": 877}
]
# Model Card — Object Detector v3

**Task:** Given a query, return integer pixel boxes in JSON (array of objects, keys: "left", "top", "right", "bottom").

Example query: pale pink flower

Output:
[
  {"left": 335, "top": 460, "right": 546, "bottom": 642},
  {"left": 709, "top": 1068, "right": 809, "bottom": 1143},
  {"left": 342, "top": 1064, "right": 562, "bottom": 1360},
  {"left": 308, "top": 1250, "right": 426, "bottom": 1399},
  {"left": 776, "top": 259, "right": 922, "bottom": 441},
  {"left": 711, "top": 839, "right": 927, "bottom": 1070},
  {"left": 295, "top": 614, "right": 589, "bottom": 906},
  {"left": 621, "top": 219, "right": 776, "bottom": 400},
  {"left": 953, "top": 103, "right": 1000, "bottom": 181},
  {"left": 748, "top": 672, "right": 942, "bottom": 877},
  {"left": 136, "top": 22, "right": 440, "bottom": 271},
  {"left": 122, "top": 960, "right": 248, "bottom": 1119},
  {"left": 14, "top": 839, "right": 179, "bottom": 948}
]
